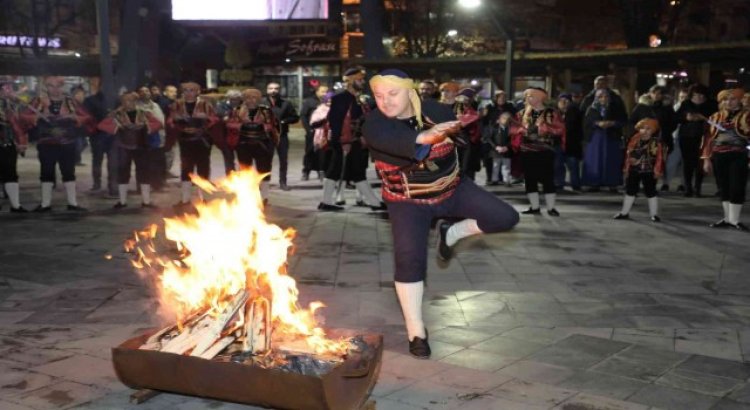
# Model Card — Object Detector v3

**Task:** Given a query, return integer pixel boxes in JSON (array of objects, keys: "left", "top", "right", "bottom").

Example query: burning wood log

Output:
[
  {"left": 191, "top": 290, "right": 249, "bottom": 357},
  {"left": 243, "top": 296, "right": 271, "bottom": 354}
]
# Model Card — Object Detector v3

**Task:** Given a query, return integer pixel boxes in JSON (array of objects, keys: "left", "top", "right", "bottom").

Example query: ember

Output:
[{"left": 125, "top": 169, "right": 350, "bottom": 368}]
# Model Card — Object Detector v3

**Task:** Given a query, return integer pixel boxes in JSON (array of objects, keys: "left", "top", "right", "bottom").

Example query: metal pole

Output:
[{"left": 504, "top": 39, "right": 513, "bottom": 98}]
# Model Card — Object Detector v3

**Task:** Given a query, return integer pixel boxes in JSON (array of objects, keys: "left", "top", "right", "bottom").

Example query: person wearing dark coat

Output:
[
  {"left": 557, "top": 94, "right": 584, "bottom": 191},
  {"left": 300, "top": 85, "right": 328, "bottom": 181},
  {"left": 582, "top": 89, "right": 627, "bottom": 191},
  {"left": 264, "top": 82, "right": 299, "bottom": 191},
  {"left": 676, "top": 84, "right": 717, "bottom": 197},
  {"left": 481, "top": 90, "right": 516, "bottom": 184}
]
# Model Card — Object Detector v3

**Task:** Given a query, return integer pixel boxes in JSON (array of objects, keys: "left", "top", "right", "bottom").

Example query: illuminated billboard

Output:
[{"left": 171, "top": 0, "right": 328, "bottom": 20}]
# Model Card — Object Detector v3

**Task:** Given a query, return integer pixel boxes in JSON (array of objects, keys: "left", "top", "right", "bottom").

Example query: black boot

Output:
[
  {"left": 436, "top": 220, "right": 454, "bottom": 261},
  {"left": 408, "top": 330, "right": 431, "bottom": 359}
]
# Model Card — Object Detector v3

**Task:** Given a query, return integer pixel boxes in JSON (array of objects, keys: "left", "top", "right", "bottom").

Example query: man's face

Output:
[
  {"left": 182, "top": 86, "right": 199, "bottom": 101},
  {"left": 373, "top": 83, "right": 412, "bottom": 119},
  {"left": 164, "top": 86, "right": 177, "bottom": 100},
  {"left": 596, "top": 93, "right": 609, "bottom": 106},
  {"left": 266, "top": 83, "right": 280, "bottom": 98},
  {"left": 150, "top": 86, "right": 161, "bottom": 98},
  {"left": 418, "top": 82, "right": 435, "bottom": 99},
  {"left": 650, "top": 89, "right": 663, "bottom": 102},
  {"left": 594, "top": 77, "right": 608, "bottom": 90},
  {"left": 137, "top": 87, "right": 151, "bottom": 101},
  {"left": 691, "top": 92, "right": 706, "bottom": 105},
  {"left": 677, "top": 91, "right": 688, "bottom": 103},
  {"left": 45, "top": 80, "right": 64, "bottom": 99},
  {"left": 315, "top": 86, "right": 329, "bottom": 99},
  {"left": 350, "top": 74, "right": 366, "bottom": 92},
  {"left": 495, "top": 91, "right": 506, "bottom": 105},
  {"left": 557, "top": 98, "right": 570, "bottom": 111}
]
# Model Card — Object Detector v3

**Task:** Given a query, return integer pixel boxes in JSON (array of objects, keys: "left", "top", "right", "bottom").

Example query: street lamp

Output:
[
  {"left": 457, "top": 0, "right": 514, "bottom": 97},
  {"left": 447, "top": 29, "right": 458, "bottom": 37}
]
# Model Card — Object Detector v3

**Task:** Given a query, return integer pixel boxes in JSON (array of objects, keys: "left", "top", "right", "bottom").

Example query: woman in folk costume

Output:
[
  {"left": 582, "top": 88, "right": 626, "bottom": 192},
  {"left": 0, "top": 81, "right": 29, "bottom": 212},
  {"left": 614, "top": 118, "right": 665, "bottom": 222},
  {"left": 511, "top": 87, "right": 565, "bottom": 216},
  {"left": 363, "top": 69, "right": 518, "bottom": 358},
  {"left": 98, "top": 92, "right": 163, "bottom": 209},
  {"left": 166, "top": 81, "right": 220, "bottom": 207},
  {"left": 224, "top": 88, "right": 279, "bottom": 203},
  {"left": 702, "top": 88, "right": 750, "bottom": 231},
  {"left": 22, "top": 76, "right": 94, "bottom": 212}
]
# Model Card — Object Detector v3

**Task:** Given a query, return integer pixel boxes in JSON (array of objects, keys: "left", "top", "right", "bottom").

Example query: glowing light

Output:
[
  {"left": 458, "top": 0, "right": 481, "bottom": 9},
  {"left": 447, "top": 29, "right": 458, "bottom": 37}
]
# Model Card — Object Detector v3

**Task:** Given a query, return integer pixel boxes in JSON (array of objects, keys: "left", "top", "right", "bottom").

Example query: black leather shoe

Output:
[
  {"left": 301, "top": 172, "right": 310, "bottom": 181},
  {"left": 521, "top": 207, "right": 541, "bottom": 215},
  {"left": 10, "top": 206, "right": 28, "bottom": 213},
  {"left": 651, "top": 215, "right": 661, "bottom": 222},
  {"left": 369, "top": 202, "right": 387, "bottom": 212},
  {"left": 660, "top": 184, "right": 669, "bottom": 192},
  {"left": 354, "top": 200, "right": 368, "bottom": 207},
  {"left": 436, "top": 220, "right": 453, "bottom": 261},
  {"left": 34, "top": 205, "right": 52, "bottom": 213},
  {"left": 547, "top": 208, "right": 560, "bottom": 217},
  {"left": 318, "top": 202, "right": 344, "bottom": 212},
  {"left": 67, "top": 205, "right": 88, "bottom": 212},
  {"left": 710, "top": 219, "right": 730, "bottom": 228},
  {"left": 335, "top": 200, "right": 347, "bottom": 206},
  {"left": 732, "top": 222, "right": 749, "bottom": 232},
  {"left": 408, "top": 331, "right": 431, "bottom": 359},
  {"left": 279, "top": 183, "right": 291, "bottom": 191},
  {"left": 113, "top": 202, "right": 127, "bottom": 209},
  {"left": 613, "top": 213, "right": 629, "bottom": 220}
]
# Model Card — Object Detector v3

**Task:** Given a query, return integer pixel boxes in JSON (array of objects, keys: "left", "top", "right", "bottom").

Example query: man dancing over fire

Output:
[
  {"left": 364, "top": 69, "right": 519, "bottom": 358},
  {"left": 225, "top": 88, "right": 279, "bottom": 203},
  {"left": 166, "top": 82, "right": 219, "bottom": 208}
]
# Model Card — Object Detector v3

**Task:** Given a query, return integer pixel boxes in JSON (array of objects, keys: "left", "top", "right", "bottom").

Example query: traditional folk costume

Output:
[
  {"left": 0, "top": 86, "right": 28, "bottom": 212},
  {"left": 613, "top": 118, "right": 665, "bottom": 222},
  {"left": 166, "top": 82, "right": 219, "bottom": 205},
  {"left": 702, "top": 89, "right": 750, "bottom": 231},
  {"left": 318, "top": 67, "right": 383, "bottom": 212},
  {"left": 22, "top": 77, "right": 94, "bottom": 212},
  {"left": 511, "top": 88, "right": 565, "bottom": 216},
  {"left": 364, "top": 70, "right": 519, "bottom": 358},
  {"left": 98, "top": 93, "right": 163, "bottom": 208},
  {"left": 225, "top": 88, "right": 279, "bottom": 202}
]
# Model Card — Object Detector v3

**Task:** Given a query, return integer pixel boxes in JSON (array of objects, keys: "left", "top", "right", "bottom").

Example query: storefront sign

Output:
[
  {"left": 254, "top": 37, "right": 339, "bottom": 62},
  {"left": 0, "top": 35, "right": 61, "bottom": 48}
]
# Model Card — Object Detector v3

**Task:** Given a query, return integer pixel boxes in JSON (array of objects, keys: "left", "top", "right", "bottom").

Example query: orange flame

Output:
[{"left": 128, "top": 169, "right": 348, "bottom": 355}]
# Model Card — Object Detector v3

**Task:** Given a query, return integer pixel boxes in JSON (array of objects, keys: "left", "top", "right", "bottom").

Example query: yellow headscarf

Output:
[{"left": 369, "top": 71, "right": 423, "bottom": 128}]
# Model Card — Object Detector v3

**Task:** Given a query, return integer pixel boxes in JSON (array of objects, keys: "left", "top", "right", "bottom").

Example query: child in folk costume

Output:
[{"left": 614, "top": 118, "right": 665, "bottom": 222}]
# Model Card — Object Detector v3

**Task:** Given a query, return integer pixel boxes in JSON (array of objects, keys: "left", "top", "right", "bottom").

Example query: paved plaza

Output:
[{"left": 2, "top": 130, "right": 750, "bottom": 410}]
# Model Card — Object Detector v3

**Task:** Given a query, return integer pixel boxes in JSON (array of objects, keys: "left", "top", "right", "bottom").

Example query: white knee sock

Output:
[
  {"left": 140, "top": 184, "right": 151, "bottom": 205},
  {"left": 355, "top": 187, "right": 363, "bottom": 202},
  {"left": 355, "top": 180, "right": 381, "bottom": 206},
  {"left": 545, "top": 193, "right": 556, "bottom": 210},
  {"left": 41, "top": 182, "right": 53, "bottom": 207},
  {"left": 622, "top": 195, "right": 636, "bottom": 215},
  {"left": 722, "top": 201, "right": 730, "bottom": 220},
  {"left": 527, "top": 192, "right": 540, "bottom": 209},
  {"left": 64, "top": 181, "right": 78, "bottom": 206},
  {"left": 648, "top": 197, "right": 658, "bottom": 217},
  {"left": 446, "top": 219, "right": 482, "bottom": 247},
  {"left": 322, "top": 178, "right": 336, "bottom": 205},
  {"left": 180, "top": 181, "right": 192, "bottom": 203},
  {"left": 4, "top": 182, "right": 21, "bottom": 208},
  {"left": 728, "top": 203, "right": 743, "bottom": 225},
  {"left": 118, "top": 184, "right": 128, "bottom": 205},
  {"left": 335, "top": 181, "right": 345, "bottom": 203},
  {"left": 394, "top": 281, "right": 426, "bottom": 341},
  {"left": 260, "top": 180, "right": 269, "bottom": 200}
]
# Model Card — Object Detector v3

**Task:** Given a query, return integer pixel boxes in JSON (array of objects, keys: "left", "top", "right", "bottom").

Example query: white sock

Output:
[
  {"left": 64, "top": 181, "right": 78, "bottom": 206},
  {"left": 335, "top": 181, "right": 345, "bottom": 203},
  {"left": 118, "top": 184, "right": 128, "bottom": 205},
  {"left": 728, "top": 203, "right": 742, "bottom": 225},
  {"left": 394, "top": 281, "right": 425, "bottom": 341},
  {"left": 648, "top": 197, "right": 658, "bottom": 217},
  {"left": 41, "top": 182, "right": 53, "bottom": 207},
  {"left": 722, "top": 201, "right": 730, "bottom": 220},
  {"left": 260, "top": 180, "right": 269, "bottom": 200},
  {"left": 180, "top": 181, "right": 192, "bottom": 203},
  {"left": 4, "top": 182, "right": 21, "bottom": 208},
  {"left": 446, "top": 219, "right": 482, "bottom": 247},
  {"left": 527, "top": 192, "right": 540, "bottom": 209},
  {"left": 322, "top": 178, "right": 336, "bottom": 205},
  {"left": 140, "top": 184, "right": 151, "bottom": 205},
  {"left": 545, "top": 193, "right": 556, "bottom": 210},
  {"left": 622, "top": 195, "right": 636, "bottom": 215},
  {"left": 355, "top": 187, "right": 363, "bottom": 202},
  {"left": 355, "top": 180, "right": 381, "bottom": 206}
]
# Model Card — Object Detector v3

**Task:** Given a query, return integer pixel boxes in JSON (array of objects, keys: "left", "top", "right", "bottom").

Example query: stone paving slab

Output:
[{"left": 3, "top": 134, "right": 750, "bottom": 409}]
